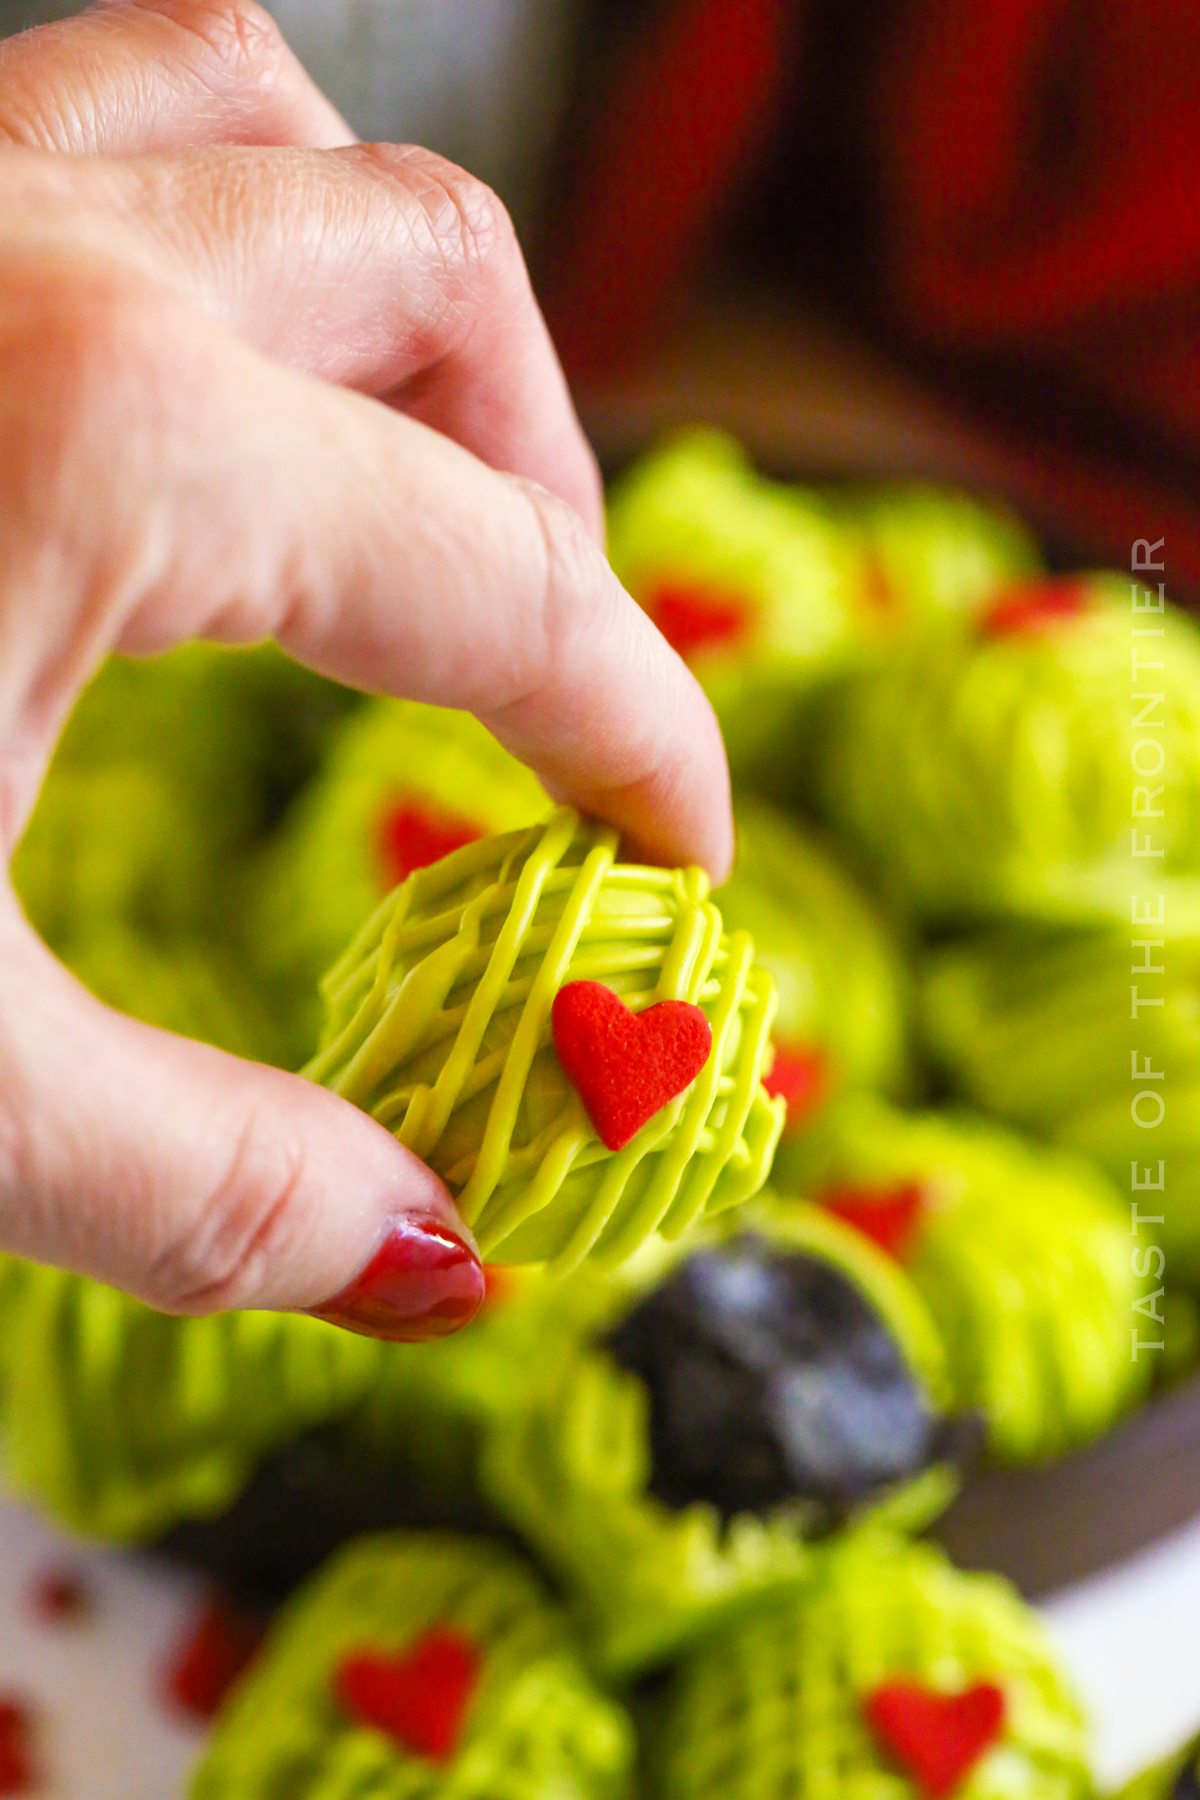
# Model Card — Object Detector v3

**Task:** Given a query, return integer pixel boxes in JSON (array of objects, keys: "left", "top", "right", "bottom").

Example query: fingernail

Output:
[{"left": 309, "top": 1218, "right": 484, "bottom": 1343}]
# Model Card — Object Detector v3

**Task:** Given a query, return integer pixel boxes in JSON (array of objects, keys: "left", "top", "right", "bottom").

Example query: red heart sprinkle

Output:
[
  {"left": 982, "top": 577, "right": 1088, "bottom": 636},
  {"left": 821, "top": 1182, "right": 926, "bottom": 1261},
  {"left": 378, "top": 800, "right": 484, "bottom": 889},
  {"left": 0, "top": 1699, "right": 35, "bottom": 1795},
  {"left": 761, "top": 1040, "right": 827, "bottom": 1132},
  {"left": 866, "top": 1681, "right": 1006, "bottom": 1797},
  {"left": 336, "top": 1628, "right": 480, "bottom": 1763},
  {"left": 29, "top": 1568, "right": 91, "bottom": 1623},
  {"left": 164, "top": 1595, "right": 266, "bottom": 1721},
  {"left": 551, "top": 981, "right": 713, "bottom": 1152},
  {"left": 646, "top": 580, "right": 751, "bottom": 660}
]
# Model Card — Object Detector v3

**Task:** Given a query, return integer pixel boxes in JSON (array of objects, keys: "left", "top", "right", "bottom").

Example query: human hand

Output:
[{"left": 0, "top": 0, "right": 732, "bottom": 1339}]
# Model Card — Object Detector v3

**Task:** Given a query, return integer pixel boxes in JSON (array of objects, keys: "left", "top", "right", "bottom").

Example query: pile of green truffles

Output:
[{"left": 3, "top": 430, "right": 1197, "bottom": 1799}]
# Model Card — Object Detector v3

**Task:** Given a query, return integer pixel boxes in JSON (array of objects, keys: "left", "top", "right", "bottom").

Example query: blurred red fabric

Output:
[
  {"left": 545, "top": 0, "right": 796, "bottom": 381},
  {"left": 545, "top": 0, "right": 1200, "bottom": 584}
]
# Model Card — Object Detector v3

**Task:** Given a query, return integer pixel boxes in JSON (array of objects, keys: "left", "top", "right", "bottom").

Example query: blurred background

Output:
[{"left": 1, "top": 0, "right": 1196, "bottom": 591}]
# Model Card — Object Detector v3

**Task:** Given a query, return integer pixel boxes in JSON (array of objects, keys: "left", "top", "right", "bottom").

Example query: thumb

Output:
[{"left": 0, "top": 902, "right": 483, "bottom": 1340}]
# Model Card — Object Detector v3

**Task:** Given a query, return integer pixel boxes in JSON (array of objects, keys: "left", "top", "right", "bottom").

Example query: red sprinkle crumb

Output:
[
  {"left": 646, "top": 580, "right": 751, "bottom": 661},
  {"left": 163, "top": 1595, "right": 266, "bottom": 1721},
  {"left": 866, "top": 1680, "right": 1006, "bottom": 1798},
  {"left": 336, "top": 1627, "right": 480, "bottom": 1763},
  {"left": 378, "top": 800, "right": 484, "bottom": 890},
  {"left": 0, "top": 1699, "right": 36, "bottom": 1795},
  {"left": 821, "top": 1181, "right": 926, "bottom": 1261},
  {"left": 861, "top": 555, "right": 896, "bottom": 615},
  {"left": 981, "top": 577, "right": 1089, "bottom": 636},
  {"left": 761, "top": 1041, "right": 827, "bottom": 1132},
  {"left": 481, "top": 1265, "right": 514, "bottom": 1309},
  {"left": 29, "top": 1570, "right": 91, "bottom": 1624}
]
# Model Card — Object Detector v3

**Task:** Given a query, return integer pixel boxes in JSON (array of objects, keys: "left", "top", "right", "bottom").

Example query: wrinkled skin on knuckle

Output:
[
  {"left": 129, "top": 0, "right": 291, "bottom": 98},
  {"left": 145, "top": 1108, "right": 309, "bottom": 1314},
  {"left": 479, "top": 479, "right": 624, "bottom": 735},
  {"left": 351, "top": 144, "right": 524, "bottom": 358},
  {"left": 521, "top": 478, "right": 610, "bottom": 659},
  {"left": 0, "top": 0, "right": 292, "bottom": 149}
]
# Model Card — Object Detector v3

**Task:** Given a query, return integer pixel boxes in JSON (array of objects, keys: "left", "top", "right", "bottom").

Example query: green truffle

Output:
[
  {"left": 337, "top": 1263, "right": 618, "bottom": 1514},
  {"left": 776, "top": 1096, "right": 1149, "bottom": 1461},
  {"left": 62, "top": 919, "right": 282, "bottom": 1064},
  {"left": 306, "top": 807, "right": 784, "bottom": 1271},
  {"left": 807, "top": 578, "right": 1200, "bottom": 930},
  {"left": 12, "top": 642, "right": 355, "bottom": 1068},
  {"left": 921, "top": 926, "right": 1200, "bottom": 1283},
  {"left": 14, "top": 643, "right": 354, "bottom": 948},
  {"left": 652, "top": 1528, "right": 1092, "bottom": 1800},
  {"left": 12, "top": 763, "right": 210, "bottom": 952},
  {"left": 605, "top": 434, "right": 1043, "bottom": 789},
  {"left": 481, "top": 1203, "right": 961, "bottom": 1678},
  {"left": 0, "top": 1261, "right": 384, "bottom": 1540},
  {"left": 0, "top": 1253, "right": 612, "bottom": 1544},
  {"left": 250, "top": 698, "right": 551, "bottom": 1062},
  {"left": 826, "top": 484, "right": 1043, "bottom": 626},
  {"left": 190, "top": 1532, "right": 635, "bottom": 1800},
  {"left": 717, "top": 797, "right": 910, "bottom": 1130},
  {"left": 605, "top": 430, "right": 865, "bottom": 782}
]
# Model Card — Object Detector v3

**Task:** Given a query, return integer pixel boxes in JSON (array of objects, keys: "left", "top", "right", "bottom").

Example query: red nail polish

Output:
[{"left": 310, "top": 1218, "right": 484, "bottom": 1343}]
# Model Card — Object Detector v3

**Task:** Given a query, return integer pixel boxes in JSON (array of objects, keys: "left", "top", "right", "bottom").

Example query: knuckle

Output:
[
  {"left": 496, "top": 478, "right": 618, "bottom": 704},
  {"left": 356, "top": 143, "right": 523, "bottom": 303},
  {"left": 140, "top": 0, "right": 289, "bottom": 94},
  {"left": 148, "top": 1112, "right": 307, "bottom": 1314},
  {"left": 523, "top": 478, "right": 610, "bottom": 637}
]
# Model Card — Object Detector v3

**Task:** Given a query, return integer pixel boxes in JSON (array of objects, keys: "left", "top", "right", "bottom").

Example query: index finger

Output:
[{"left": 0, "top": 266, "right": 733, "bottom": 878}]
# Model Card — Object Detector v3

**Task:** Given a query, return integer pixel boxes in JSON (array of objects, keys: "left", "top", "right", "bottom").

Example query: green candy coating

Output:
[
  {"left": 776, "top": 1097, "right": 1149, "bottom": 1461},
  {"left": 250, "top": 698, "right": 551, "bottom": 1062},
  {"left": 481, "top": 1203, "right": 959, "bottom": 1679},
  {"left": 0, "top": 1259, "right": 383, "bottom": 1540},
  {"left": 921, "top": 927, "right": 1200, "bottom": 1282},
  {"left": 306, "top": 808, "right": 784, "bottom": 1271},
  {"left": 717, "top": 797, "right": 910, "bottom": 1113},
  {"left": 652, "top": 1528, "right": 1092, "bottom": 1800},
  {"left": 190, "top": 1533, "right": 635, "bottom": 1800},
  {"left": 807, "top": 579, "right": 1200, "bottom": 929},
  {"left": 1113, "top": 1735, "right": 1199, "bottom": 1800}
]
